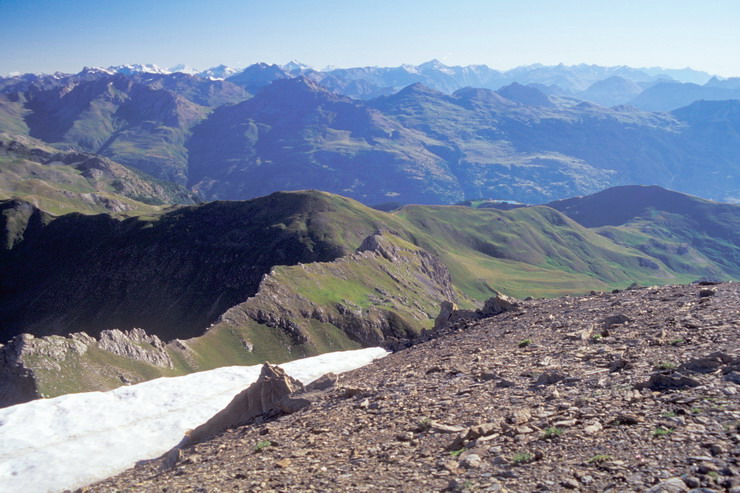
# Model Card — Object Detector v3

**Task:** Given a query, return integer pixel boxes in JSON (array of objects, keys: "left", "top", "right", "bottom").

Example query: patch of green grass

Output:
[
  {"left": 450, "top": 448, "right": 465, "bottom": 457},
  {"left": 511, "top": 452, "right": 533, "bottom": 464},
  {"left": 656, "top": 361, "right": 676, "bottom": 370},
  {"left": 653, "top": 427, "right": 673, "bottom": 437},
  {"left": 518, "top": 339, "right": 533, "bottom": 348},
  {"left": 662, "top": 411, "right": 677, "bottom": 418},
  {"left": 543, "top": 426, "right": 564, "bottom": 439},
  {"left": 587, "top": 454, "right": 612, "bottom": 464},
  {"left": 254, "top": 440, "right": 272, "bottom": 452},
  {"left": 669, "top": 338, "right": 685, "bottom": 346}
]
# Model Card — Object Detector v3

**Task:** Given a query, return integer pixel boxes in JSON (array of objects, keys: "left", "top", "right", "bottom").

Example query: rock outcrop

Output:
[
  {"left": 432, "top": 292, "right": 520, "bottom": 331},
  {"left": 179, "top": 363, "right": 304, "bottom": 447},
  {"left": 0, "top": 328, "right": 174, "bottom": 407},
  {"left": 98, "top": 328, "right": 173, "bottom": 368}
]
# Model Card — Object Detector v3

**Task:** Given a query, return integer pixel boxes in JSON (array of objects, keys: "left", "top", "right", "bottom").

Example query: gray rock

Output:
[
  {"left": 602, "top": 314, "right": 631, "bottom": 328},
  {"left": 561, "top": 478, "right": 580, "bottom": 489},
  {"left": 646, "top": 477, "right": 688, "bottom": 492},
  {"left": 461, "top": 453, "right": 482, "bottom": 468},
  {"left": 477, "top": 294, "right": 519, "bottom": 318},
  {"left": 638, "top": 373, "right": 702, "bottom": 391},
  {"left": 98, "top": 328, "right": 173, "bottom": 368},
  {"left": 724, "top": 371, "right": 740, "bottom": 384},
  {"left": 534, "top": 371, "right": 565, "bottom": 386}
]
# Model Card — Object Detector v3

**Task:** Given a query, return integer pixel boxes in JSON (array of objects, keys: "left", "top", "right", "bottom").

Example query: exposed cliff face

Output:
[
  {"left": 0, "top": 329, "right": 176, "bottom": 407},
  {"left": 98, "top": 328, "right": 173, "bottom": 369}
]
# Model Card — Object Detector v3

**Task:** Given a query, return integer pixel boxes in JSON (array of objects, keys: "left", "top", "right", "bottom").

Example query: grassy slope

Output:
[
  {"left": 0, "top": 156, "right": 161, "bottom": 216},
  {"left": 5, "top": 189, "right": 736, "bottom": 398},
  {"left": 0, "top": 134, "right": 196, "bottom": 215},
  {"left": 549, "top": 185, "right": 740, "bottom": 279}
]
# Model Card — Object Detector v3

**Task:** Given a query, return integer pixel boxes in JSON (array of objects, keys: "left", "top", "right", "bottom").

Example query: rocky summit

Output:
[{"left": 90, "top": 282, "right": 739, "bottom": 492}]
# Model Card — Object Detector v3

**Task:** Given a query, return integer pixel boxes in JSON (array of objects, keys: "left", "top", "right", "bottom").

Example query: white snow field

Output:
[{"left": 0, "top": 347, "right": 388, "bottom": 493}]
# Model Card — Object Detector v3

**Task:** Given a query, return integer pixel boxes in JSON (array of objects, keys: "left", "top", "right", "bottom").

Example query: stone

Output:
[
  {"left": 534, "top": 371, "right": 565, "bottom": 386},
  {"left": 461, "top": 454, "right": 482, "bottom": 468},
  {"left": 98, "top": 328, "right": 173, "bottom": 368},
  {"left": 561, "top": 478, "right": 580, "bottom": 489},
  {"left": 477, "top": 294, "right": 519, "bottom": 318},
  {"left": 638, "top": 373, "right": 702, "bottom": 391},
  {"left": 583, "top": 421, "right": 603, "bottom": 434},
  {"left": 681, "top": 356, "right": 724, "bottom": 374},
  {"left": 684, "top": 476, "right": 701, "bottom": 488},
  {"left": 724, "top": 371, "right": 740, "bottom": 384},
  {"left": 176, "top": 363, "right": 303, "bottom": 447},
  {"left": 646, "top": 477, "right": 688, "bottom": 492},
  {"left": 602, "top": 314, "right": 630, "bottom": 328},
  {"left": 305, "top": 372, "right": 338, "bottom": 391}
]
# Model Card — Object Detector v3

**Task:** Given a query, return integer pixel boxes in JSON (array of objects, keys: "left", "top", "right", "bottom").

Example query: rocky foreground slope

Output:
[{"left": 90, "top": 282, "right": 739, "bottom": 492}]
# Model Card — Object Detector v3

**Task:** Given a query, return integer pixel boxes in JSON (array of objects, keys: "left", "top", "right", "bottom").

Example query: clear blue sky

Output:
[{"left": 1, "top": 0, "right": 739, "bottom": 76}]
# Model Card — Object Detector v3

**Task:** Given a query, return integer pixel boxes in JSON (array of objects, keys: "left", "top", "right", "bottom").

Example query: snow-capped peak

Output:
[
  {"left": 198, "top": 64, "right": 240, "bottom": 80},
  {"left": 78, "top": 66, "right": 114, "bottom": 75},
  {"left": 169, "top": 64, "right": 199, "bottom": 75},
  {"left": 283, "top": 60, "right": 312, "bottom": 72},
  {"left": 106, "top": 64, "right": 170, "bottom": 76}
]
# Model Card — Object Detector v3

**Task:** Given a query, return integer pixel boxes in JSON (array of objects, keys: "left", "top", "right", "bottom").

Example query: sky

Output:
[{"left": 1, "top": 0, "right": 739, "bottom": 77}]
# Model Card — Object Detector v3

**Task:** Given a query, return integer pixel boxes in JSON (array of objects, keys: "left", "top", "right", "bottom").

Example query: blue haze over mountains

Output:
[{"left": 0, "top": 60, "right": 738, "bottom": 205}]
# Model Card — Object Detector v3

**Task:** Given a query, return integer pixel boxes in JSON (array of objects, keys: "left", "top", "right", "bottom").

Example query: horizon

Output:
[
  {"left": 5, "top": 59, "right": 728, "bottom": 79},
  {"left": 1, "top": 0, "right": 739, "bottom": 78}
]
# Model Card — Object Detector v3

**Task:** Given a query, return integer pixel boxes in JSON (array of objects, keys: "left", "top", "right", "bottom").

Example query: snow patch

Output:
[{"left": 0, "top": 347, "right": 387, "bottom": 493}]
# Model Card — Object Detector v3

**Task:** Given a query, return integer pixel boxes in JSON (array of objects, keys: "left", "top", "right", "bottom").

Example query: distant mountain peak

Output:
[
  {"left": 497, "top": 82, "right": 555, "bottom": 107},
  {"left": 283, "top": 60, "right": 312, "bottom": 72},
  {"left": 169, "top": 64, "right": 199, "bottom": 75},
  {"left": 107, "top": 64, "right": 170, "bottom": 76},
  {"left": 78, "top": 67, "right": 114, "bottom": 76},
  {"left": 267, "top": 75, "right": 328, "bottom": 95},
  {"left": 198, "top": 65, "right": 240, "bottom": 80},
  {"left": 418, "top": 59, "right": 447, "bottom": 70},
  {"left": 398, "top": 82, "right": 444, "bottom": 95}
]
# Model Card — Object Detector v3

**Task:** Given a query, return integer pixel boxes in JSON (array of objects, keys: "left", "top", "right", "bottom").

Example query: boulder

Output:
[
  {"left": 180, "top": 363, "right": 303, "bottom": 446},
  {"left": 477, "top": 293, "right": 519, "bottom": 317}
]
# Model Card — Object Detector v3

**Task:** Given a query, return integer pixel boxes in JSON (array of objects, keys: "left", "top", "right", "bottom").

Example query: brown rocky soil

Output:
[{"left": 87, "top": 283, "right": 739, "bottom": 492}]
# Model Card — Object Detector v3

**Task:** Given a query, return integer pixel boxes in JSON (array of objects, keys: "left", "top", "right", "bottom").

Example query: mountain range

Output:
[{"left": 1, "top": 66, "right": 738, "bottom": 205}]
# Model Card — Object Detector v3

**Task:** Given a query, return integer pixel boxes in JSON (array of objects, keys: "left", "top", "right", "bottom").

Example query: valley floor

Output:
[{"left": 91, "top": 283, "right": 739, "bottom": 492}]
